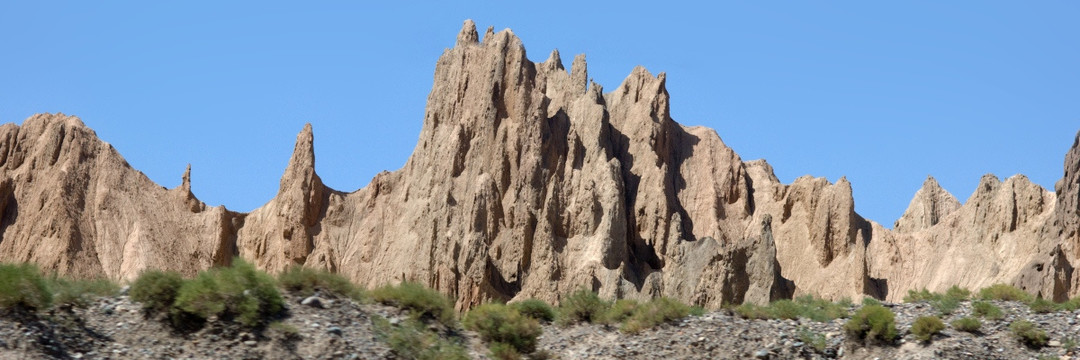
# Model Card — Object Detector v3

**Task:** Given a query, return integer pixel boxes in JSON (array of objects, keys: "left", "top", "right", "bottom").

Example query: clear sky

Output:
[{"left": 1, "top": 2, "right": 1077, "bottom": 227}]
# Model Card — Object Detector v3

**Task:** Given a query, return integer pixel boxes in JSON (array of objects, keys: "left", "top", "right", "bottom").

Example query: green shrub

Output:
[
  {"left": 1009, "top": 320, "right": 1048, "bottom": 348},
  {"left": 945, "top": 285, "right": 971, "bottom": 301},
  {"left": 600, "top": 299, "right": 639, "bottom": 324},
  {"left": 373, "top": 316, "right": 468, "bottom": 360},
  {"left": 767, "top": 299, "right": 802, "bottom": 320},
  {"left": 972, "top": 301, "right": 1004, "bottom": 320},
  {"left": 734, "top": 303, "right": 770, "bottom": 320},
  {"left": 278, "top": 266, "right": 362, "bottom": 300},
  {"left": 904, "top": 288, "right": 936, "bottom": 303},
  {"left": 489, "top": 342, "right": 521, "bottom": 360},
  {"left": 1063, "top": 337, "right": 1078, "bottom": 352},
  {"left": 793, "top": 295, "right": 848, "bottom": 322},
  {"left": 862, "top": 297, "right": 882, "bottom": 306},
  {"left": 951, "top": 317, "right": 981, "bottom": 333},
  {"left": 911, "top": 316, "right": 945, "bottom": 342},
  {"left": 844, "top": 304, "right": 898, "bottom": 344},
  {"left": 130, "top": 270, "right": 185, "bottom": 313},
  {"left": 621, "top": 297, "right": 691, "bottom": 334},
  {"left": 1056, "top": 297, "right": 1080, "bottom": 312},
  {"left": 556, "top": 288, "right": 609, "bottom": 325},
  {"left": 979, "top": 284, "right": 1034, "bottom": 303},
  {"left": 0, "top": 263, "right": 52, "bottom": 311},
  {"left": 732, "top": 296, "right": 846, "bottom": 322},
  {"left": 930, "top": 296, "right": 960, "bottom": 316},
  {"left": 689, "top": 305, "right": 706, "bottom": 316},
  {"left": 173, "top": 259, "right": 284, "bottom": 327},
  {"left": 798, "top": 327, "right": 827, "bottom": 352},
  {"left": 49, "top": 277, "right": 119, "bottom": 308},
  {"left": 371, "top": 282, "right": 455, "bottom": 326},
  {"left": 509, "top": 299, "right": 556, "bottom": 322},
  {"left": 464, "top": 303, "right": 542, "bottom": 354},
  {"left": 269, "top": 321, "right": 299, "bottom": 338},
  {"left": 1028, "top": 297, "right": 1055, "bottom": 314}
]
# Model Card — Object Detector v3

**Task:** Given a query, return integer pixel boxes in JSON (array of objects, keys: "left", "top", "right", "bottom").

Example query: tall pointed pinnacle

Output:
[
  {"left": 181, "top": 164, "right": 192, "bottom": 193},
  {"left": 894, "top": 175, "right": 961, "bottom": 233},
  {"left": 280, "top": 123, "right": 321, "bottom": 194},
  {"left": 571, "top": 54, "right": 588, "bottom": 95},
  {"left": 457, "top": 19, "right": 479, "bottom": 47}
]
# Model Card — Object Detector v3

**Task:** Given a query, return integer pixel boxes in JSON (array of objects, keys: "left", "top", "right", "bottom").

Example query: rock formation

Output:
[{"left": 0, "top": 21, "right": 1077, "bottom": 308}]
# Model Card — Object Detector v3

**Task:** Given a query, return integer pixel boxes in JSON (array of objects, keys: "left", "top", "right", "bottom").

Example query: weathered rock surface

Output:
[
  {"left": 0, "top": 114, "right": 239, "bottom": 280},
  {"left": 0, "top": 20, "right": 1078, "bottom": 308}
]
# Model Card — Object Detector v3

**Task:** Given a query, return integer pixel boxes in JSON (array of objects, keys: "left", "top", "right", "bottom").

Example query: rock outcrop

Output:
[
  {"left": 0, "top": 21, "right": 1078, "bottom": 308},
  {"left": 0, "top": 114, "right": 239, "bottom": 280}
]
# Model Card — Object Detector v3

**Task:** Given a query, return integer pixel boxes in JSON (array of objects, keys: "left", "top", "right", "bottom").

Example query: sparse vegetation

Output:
[
  {"left": 269, "top": 321, "right": 299, "bottom": 338},
  {"left": 556, "top": 287, "right": 608, "bottom": 326},
  {"left": 903, "top": 288, "right": 937, "bottom": 303},
  {"left": 373, "top": 316, "right": 469, "bottom": 360},
  {"left": 930, "top": 296, "right": 960, "bottom": 316},
  {"left": 173, "top": 259, "right": 284, "bottom": 328},
  {"left": 371, "top": 282, "right": 456, "bottom": 326},
  {"left": 48, "top": 276, "right": 119, "bottom": 308},
  {"left": 844, "top": 304, "right": 898, "bottom": 344},
  {"left": 798, "top": 327, "right": 827, "bottom": 352},
  {"left": 911, "top": 316, "right": 945, "bottom": 342},
  {"left": 509, "top": 299, "right": 556, "bottom": 323},
  {"left": 620, "top": 297, "right": 691, "bottom": 334},
  {"left": 979, "top": 284, "right": 1034, "bottom": 303},
  {"left": 277, "top": 266, "right": 363, "bottom": 300},
  {"left": 600, "top": 299, "right": 639, "bottom": 324},
  {"left": 1009, "top": 320, "right": 1048, "bottom": 348},
  {"left": 862, "top": 297, "right": 882, "bottom": 306},
  {"left": 971, "top": 301, "right": 1005, "bottom": 320},
  {"left": 130, "top": 269, "right": 185, "bottom": 314},
  {"left": 0, "top": 263, "right": 53, "bottom": 311},
  {"left": 945, "top": 285, "right": 971, "bottom": 301},
  {"left": 464, "top": 303, "right": 542, "bottom": 355},
  {"left": 1028, "top": 297, "right": 1056, "bottom": 314},
  {"left": 951, "top": 317, "right": 981, "bottom": 333},
  {"left": 733, "top": 296, "right": 847, "bottom": 322}
]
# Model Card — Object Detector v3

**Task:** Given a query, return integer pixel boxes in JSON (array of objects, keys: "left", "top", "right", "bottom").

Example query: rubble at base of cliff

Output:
[{"left": 2, "top": 293, "right": 1079, "bottom": 360}]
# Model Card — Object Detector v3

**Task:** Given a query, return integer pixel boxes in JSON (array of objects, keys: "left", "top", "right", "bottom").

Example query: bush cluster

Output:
[
  {"left": 509, "top": 299, "right": 556, "bottom": 322},
  {"left": 373, "top": 316, "right": 468, "bottom": 360},
  {"left": 0, "top": 263, "right": 52, "bottom": 311},
  {"left": 277, "top": 266, "right": 363, "bottom": 300},
  {"left": 371, "top": 282, "right": 456, "bottom": 326},
  {"left": 910, "top": 316, "right": 945, "bottom": 342},
  {"left": 173, "top": 259, "right": 284, "bottom": 327},
  {"left": 844, "top": 304, "right": 898, "bottom": 344},
  {"left": 129, "top": 259, "right": 284, "bottom": 329},
  {"left": 951, "top": 317, "right": 981, "bottom": 333},
  {"left": 49, "top": 277, "right": 120, "bottom": 308},
  {"left": 734, "top": 295, "right": 847, "bottom": 322},
  {"left": 464, "top": 303, "right": 542, "bottom": 357},
  {"left": 1009, "top": 320, "right": 1048, "bottom": 348},
  {"left": 556, "top": 287, "right": 609, "bottom": 325},
  {"left": 978, "top": 284, "right": 1034, "bottom": 303},
  {"left": 902, "top": 286, "right": 968, "bottom": 315},
  {"left": 620, "top": 297, "right": 691, "bottom": 334},
  {"left": 971, "top": 301, "right": 1004, "bottom": 319}
]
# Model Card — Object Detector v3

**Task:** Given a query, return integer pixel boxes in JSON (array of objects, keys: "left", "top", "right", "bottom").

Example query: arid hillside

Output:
[{"left": 0, "top": 20, "right": 1077, "bottom": 309}]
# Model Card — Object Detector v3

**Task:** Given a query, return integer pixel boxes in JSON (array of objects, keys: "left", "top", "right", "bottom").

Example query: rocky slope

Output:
[
  {"left": 0, "top": 20, "right": 1078, "bottom": 309},
  {"left": 2, "top": 293, "right": 1079, "bottom": 359}
]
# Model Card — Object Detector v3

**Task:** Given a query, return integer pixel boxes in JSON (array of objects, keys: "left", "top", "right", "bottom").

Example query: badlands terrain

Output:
[{"left": 0, "top": 20, "right": 1077, "bottom": 359}]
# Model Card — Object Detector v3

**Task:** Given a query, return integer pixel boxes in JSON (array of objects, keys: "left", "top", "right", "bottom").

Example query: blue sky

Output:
[{"left": 1, "top": 2, "right": 1077, "bottom": 226}]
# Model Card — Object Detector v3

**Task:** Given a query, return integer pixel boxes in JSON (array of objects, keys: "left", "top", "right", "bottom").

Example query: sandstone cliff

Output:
[{"left": 1, "top": 21, "right": 1077, "bottom": 308}]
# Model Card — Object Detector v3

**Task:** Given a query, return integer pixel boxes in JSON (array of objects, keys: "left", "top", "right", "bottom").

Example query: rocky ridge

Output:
[{"left": 0, "top": 20, "right": 1077, "bottom": 309}]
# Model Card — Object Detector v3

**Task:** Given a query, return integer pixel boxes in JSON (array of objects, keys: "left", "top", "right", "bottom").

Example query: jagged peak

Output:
[
  {"left": 483, "top": 26, "right": 494, "bottom": 42},
  {"left": 180, "top": 164, "right": 192, "bottom": 193},
  {"left": 894, "top": 174, "right": 961, "bottom": 233},
  {"left": 456, "top": 19, "right": 479, "bottom": 46},
  {"left": 280, "top": 123, "right": 319, "bottom": 191},
  {"left": 571, "top": 54, "right": 588, "bottom": 95},
  {"left": 545, "top": 49, "right": 564, "bottom": 70}
]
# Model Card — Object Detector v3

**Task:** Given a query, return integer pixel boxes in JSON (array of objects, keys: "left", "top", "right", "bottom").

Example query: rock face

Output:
[
  {"left": 1, "top": 21, "right": 1078, "bottom": 308},
  {"left": 0, "top": 114, "right": 238, "bottom": 280},
  {"left": 893, "top": 176, "right": 961, "bottom": 234}
]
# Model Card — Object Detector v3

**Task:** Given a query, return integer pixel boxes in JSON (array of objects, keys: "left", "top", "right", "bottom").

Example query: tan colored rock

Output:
[
  {"left": 1, "top": 21, "right": 1078, "bottom": 309},
  {"left": 0, "top": 113, "right": 238, "bottom": 280},
  {"left": 894, "top": 176, "right": 961, "bottom": 233}
]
